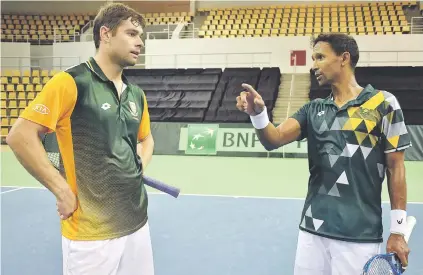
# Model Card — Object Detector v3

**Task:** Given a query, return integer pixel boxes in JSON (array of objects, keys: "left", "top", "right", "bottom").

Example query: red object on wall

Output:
[{"left": 290, "top": 50, "right": 306, "bottom": 66}]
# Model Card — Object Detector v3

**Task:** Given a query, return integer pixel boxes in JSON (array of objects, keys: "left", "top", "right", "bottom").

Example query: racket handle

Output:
[
  {"left": 404, "top": 216, "right": 417, "bottom": 243},
  {"left": 142, "top": 175, "right": 180, "bottom": 198}
]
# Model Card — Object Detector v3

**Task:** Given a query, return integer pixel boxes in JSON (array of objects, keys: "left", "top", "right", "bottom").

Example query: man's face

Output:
[
  {"left": 108, "top": 18, "right": 144, "bottom": 67},
  {"left": 311, "top": 41, "right": 346, "bottom": 86}
]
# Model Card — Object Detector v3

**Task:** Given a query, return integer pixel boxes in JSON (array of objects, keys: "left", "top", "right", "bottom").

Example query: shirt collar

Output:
[
  {"left": 324, "top": 84, "right": 375, "bottom": 106},
  {"left": 86, "top": 57, "right": 130, "bottom": 85}
]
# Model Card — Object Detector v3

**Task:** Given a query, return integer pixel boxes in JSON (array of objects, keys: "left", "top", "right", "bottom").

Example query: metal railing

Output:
[
  {"left": 131, "top": 52, "right": 273, "bottom": 69},
  {"left": 1, "top": 28, "right": 80, "bottom": 44},
  {"left": 358, "top": 50, "right": 423, "bottom": 66},
  {"left": 411, "top": 16, "right": 423, "bottom": 33},
  {"left": 1, "top": 56, "right": 81, "bottom": 71}
]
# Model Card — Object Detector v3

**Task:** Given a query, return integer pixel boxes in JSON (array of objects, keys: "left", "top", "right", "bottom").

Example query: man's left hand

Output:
[{"left": 386, "top": 233, "right": 410, "bottom": 270}]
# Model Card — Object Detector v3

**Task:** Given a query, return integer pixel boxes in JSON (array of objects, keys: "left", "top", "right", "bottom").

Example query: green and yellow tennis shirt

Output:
[
  {"left": 291, "top": 84, "right": 411, "bottom": 243},
  {"left": 20, "top": 57, "right": 151, "bottom": 241}
]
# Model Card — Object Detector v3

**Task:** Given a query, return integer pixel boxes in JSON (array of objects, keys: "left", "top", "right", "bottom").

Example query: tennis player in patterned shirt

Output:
[{"left": 236, "top": 33, "right": 411, "bottom": 275}]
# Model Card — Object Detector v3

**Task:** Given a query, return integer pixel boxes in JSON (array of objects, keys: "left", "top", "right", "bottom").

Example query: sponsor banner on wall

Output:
[{"left": 179, "top": 124, "right": 308, "bottom": 155}]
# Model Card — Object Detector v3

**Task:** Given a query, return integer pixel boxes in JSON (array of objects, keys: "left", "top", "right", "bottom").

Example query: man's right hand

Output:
[
  {"left": 56, "top": 187, "right": 78, "bottom": 220},
  {"left": 236, "top": 83, "right": 266, "bottom": 116}
]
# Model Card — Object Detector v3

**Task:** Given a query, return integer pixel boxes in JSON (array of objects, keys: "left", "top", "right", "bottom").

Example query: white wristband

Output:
[
  {"left": 250, "top": 107, "right": 269, "bottom": 129},
  {"left": 390, "top": 209, "right": 407, "bottom": 236}
]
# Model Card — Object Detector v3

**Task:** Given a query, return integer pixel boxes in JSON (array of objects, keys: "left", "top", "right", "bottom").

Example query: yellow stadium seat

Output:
[
  {"left": 17, "top": 92, "right": 25, "bottom": 99},
  {"left": 25, "top": 84, "right": 34, "bottom": 92},
  {"left": 27, "top": 92, "right": 35, "bottom": 99},
  {"left": 8, "top": 100, "right": 17, "bottom": 108},
  {"left": 6, "top": 84, "right": 14, "bottom": 92},
  {"left": 16, "top": 84, "right": 24, "bottom": 92},
  {"left": 32, "top": 70, "right": 40, "bottom": 77},
  {"left": 1, "top": 100, "right": 6, "bottom": 108},
  {"left": 10, "top": 109, "right": 18, "bottom": 117},
  {"left": 1, "top": 118, "right": 8, "bottom": 126},
  {"left": 1, "top": 127, "right": 9, "bottom": 136},
  {"left": 11, "top": 77, "right": 20, "bottom": 84}
]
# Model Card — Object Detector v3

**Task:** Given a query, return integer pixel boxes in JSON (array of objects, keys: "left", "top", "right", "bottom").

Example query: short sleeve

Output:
[
  {"left": 138, "top": 94, "right": 151, "bottom": 141},
  {"left": 19, "top": 71, "right": 77, "bottom": 133},
  {"left": 381, "top": 93, "right": 411, "bottom": 153},
  {"left": 290, "top": 102, "right": 311, "bottom": 140}
]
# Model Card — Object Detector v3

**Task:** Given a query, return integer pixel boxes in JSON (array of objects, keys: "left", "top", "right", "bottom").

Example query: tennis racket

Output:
[
  {"left": 41, "top": 133, "right": 180, "bottom": 198},
  {"left": 362, "top": 216, "right": 417, "bottom": 275}
]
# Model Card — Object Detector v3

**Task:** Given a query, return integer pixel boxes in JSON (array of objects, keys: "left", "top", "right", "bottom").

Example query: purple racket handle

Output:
[{"left": 142, "top": 175, "right": 180, "bottom": 198}]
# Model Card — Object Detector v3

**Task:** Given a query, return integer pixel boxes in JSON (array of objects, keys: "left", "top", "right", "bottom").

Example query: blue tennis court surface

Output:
[{"left": 1, "top": 187, "right": 422, "bottom": 275}]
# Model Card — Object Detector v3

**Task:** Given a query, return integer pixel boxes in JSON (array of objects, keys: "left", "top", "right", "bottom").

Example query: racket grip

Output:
[{"left": 142, "top": 175, "right": 180, "bottom": 198}]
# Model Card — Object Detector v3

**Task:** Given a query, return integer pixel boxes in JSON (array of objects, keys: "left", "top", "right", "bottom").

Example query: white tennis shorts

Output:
[
  {"left": 294, "top": 230, "right": 381, "bottom": 275},
  {"left": 62, "top": 222, "right": 154, "bottom": 275}
]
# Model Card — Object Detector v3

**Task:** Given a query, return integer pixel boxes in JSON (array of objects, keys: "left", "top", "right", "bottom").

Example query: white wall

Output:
[
  {"left": 52, "top": 42, "right": 96, "bottom": 70},
  {"left": 145, "top": 34, "right": 423, "bottom": 72},
  {"left": 31, "top": 45, "right": 54, "bottom": 70},
  {"left": 1, "top": 43, "right": 31, "bottom": 70}
]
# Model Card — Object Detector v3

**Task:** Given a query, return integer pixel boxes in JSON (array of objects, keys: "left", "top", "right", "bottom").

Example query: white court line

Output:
[
  {"left": 0, "top": 187, "right": 24, "bottom": 194},
  {"left": 1, "top": 186, "right": 423, "bottom": 205}
]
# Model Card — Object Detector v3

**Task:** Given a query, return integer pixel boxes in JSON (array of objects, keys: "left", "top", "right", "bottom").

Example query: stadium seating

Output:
[
  {"left": 198, "top": 2, "right": 412, "bottom": 38},
  {"left": 205, "top": 67, "right": 280, "bottom": 122},
  {"left": 1, "top": 13, "right": 93, "bottom": 43},
  {"left": 143, "top": 12, "right": 194, "bottom": 26},
  {"left": 125, "top": 67, "right": 280, "bottom": 123},
  {"left": 125, "top": 68, "right": 221, "bottom": 122},
  {"left": 0, "top": 69, "right": 56, "bottom": 142},
  {"left": 309, "top": 66, "right": 423, "bottom": 125}
]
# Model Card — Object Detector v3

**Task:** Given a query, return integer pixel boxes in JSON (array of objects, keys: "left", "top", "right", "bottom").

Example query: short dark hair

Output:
[
  {"left": 93, "top": 3, "right": 146, "bottom": 49},
  {"left": 312, "top": 33, "right": 359, "bottom": 69}
]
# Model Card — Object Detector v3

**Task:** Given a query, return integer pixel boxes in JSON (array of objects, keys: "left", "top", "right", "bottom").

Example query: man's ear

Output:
[
  {"left": 341, "top": 52, "right": 351, "bottom": 67},
  {"left": 99, "top": 26, "right": 111, "bottom": 44}
]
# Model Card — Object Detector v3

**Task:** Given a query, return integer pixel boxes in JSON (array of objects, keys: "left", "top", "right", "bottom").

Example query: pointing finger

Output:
[{"left": 242, "top": 83, "right": 260, "bottom": 97}]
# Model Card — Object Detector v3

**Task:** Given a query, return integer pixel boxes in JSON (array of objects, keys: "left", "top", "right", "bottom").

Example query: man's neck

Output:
[
  {"left": 93, "top": 52, "right": 123, "bottom": 83},
  {"left": 331, "top": 73, "right": 363, "bottom": 107}
]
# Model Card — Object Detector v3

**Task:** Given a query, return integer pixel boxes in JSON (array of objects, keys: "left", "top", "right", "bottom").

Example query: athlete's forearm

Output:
[
  {"left": 137, "top": 134, "right": 154, "bottom": 170},
  {"left": 386, "top": 162, "right": 407, "bottom": 210},
  {"left": 255, "top": 124, "right": 284, "bottom": 151},
  {"left": 7, "top": 129, "right": 70, "bottom": 199}
]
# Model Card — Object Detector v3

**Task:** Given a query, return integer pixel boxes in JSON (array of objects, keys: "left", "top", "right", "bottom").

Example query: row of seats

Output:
[
  {"left": 143, "top": 12, "right": 194, "bottom": 25},
  {"left": 1, "top": 13, "right": 93, "bottom": 44},
  {"left": 1, "top": 69, "right": 56, "bottom": 139},
  {"left": 199, "top": 27, "right": 408, "bottom": 38},
  {"left": 198, "top": 1, "right": 413, "bottom": 38},
  {"left": 144, "top": 16, "right": 193, "bottom": 25},
  {"left": 198, "top": 1, "right": 417, "bottom": 12},
  {"left": 1, "top": 69, "right": 59, "bottom": 77}
]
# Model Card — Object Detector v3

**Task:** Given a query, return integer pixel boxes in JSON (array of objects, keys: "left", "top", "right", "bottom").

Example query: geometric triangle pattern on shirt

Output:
[
  {"left": 319, "top": 120, "right": 329, "bottom": 133},
  {"left": 329, "top": 154, "right": 340, "bottom": 167},
  {"left": 305, "top": 205, "right": 312, "bottom": 217},
  {"left": 318, "top": 184, "right": 327, "bottom": 195},
  {"left": 360, "top": 146, "right": 372, "bottom": 159},
  {"left": 328, "top": 183, "right": 341, "bottom": 197},
  {"left": 336, "top": 171, "right": 349, "bottom": 185},
  {"left": 340, "top": 143, "right": 359, "bottom": 157},
  {"left": 313, "top": 218, "right": 324, "bottom": 231},
  {"left": 355, "top": 131, "right": 368, "bottom": 145}
]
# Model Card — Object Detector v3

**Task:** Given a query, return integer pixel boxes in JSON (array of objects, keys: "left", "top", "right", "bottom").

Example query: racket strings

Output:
[{"left": 365, "top": 257, "right": 396, "bottom": 275}]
